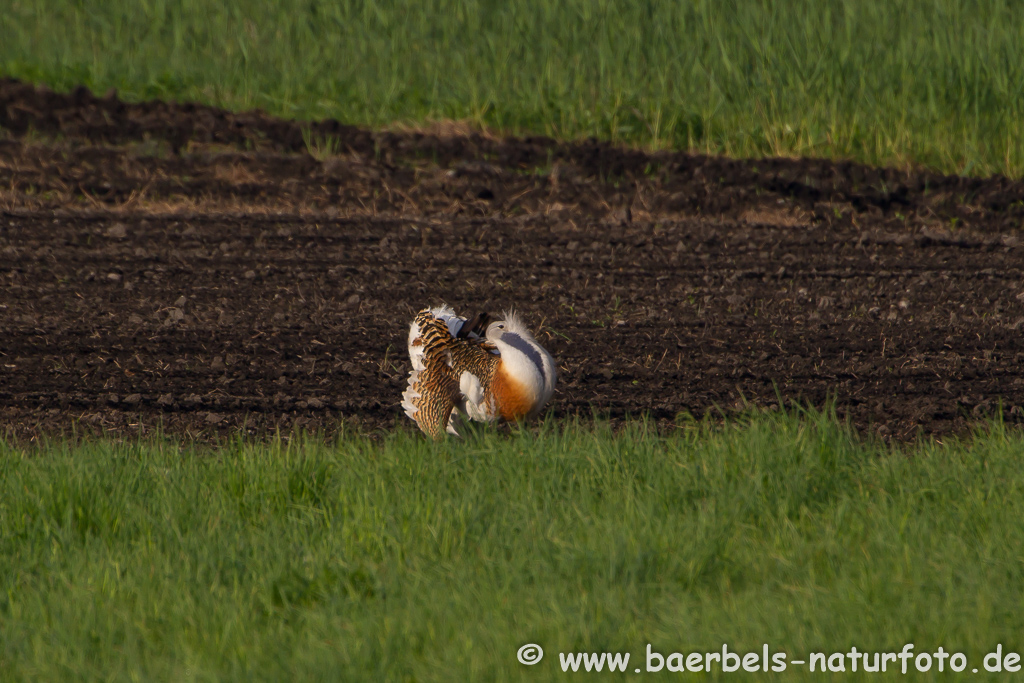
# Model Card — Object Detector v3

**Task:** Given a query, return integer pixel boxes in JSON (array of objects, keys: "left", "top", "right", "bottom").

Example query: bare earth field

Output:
[{"left": 3, "top": 78, "right": 1024, "bottom": 440}]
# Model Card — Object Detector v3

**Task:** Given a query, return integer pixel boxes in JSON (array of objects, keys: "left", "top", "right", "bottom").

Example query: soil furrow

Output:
[{"left": 3, "top": 81, "right": 1024, "bottom": 439}]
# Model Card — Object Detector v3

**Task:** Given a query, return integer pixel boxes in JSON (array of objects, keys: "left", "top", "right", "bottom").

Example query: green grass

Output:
[
  {"left": 3, "top": 413, "right": 1024, "bottom": 681},
  {"left": 3, "top": 0, "right": 1024, "bottom": 176}
]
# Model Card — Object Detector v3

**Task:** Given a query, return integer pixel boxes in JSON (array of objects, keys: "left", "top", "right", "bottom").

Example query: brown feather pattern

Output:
[{"left": 407, "top": 308, "right": 500, "bottom": 439}]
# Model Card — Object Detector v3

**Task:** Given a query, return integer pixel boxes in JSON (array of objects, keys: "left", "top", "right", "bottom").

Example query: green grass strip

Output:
[
  {"left": 3, "top": 0, "right": 1024, "bottom": 176},
  {"left": 2, "top": 413, "right": 1023, "bottom": 680}
]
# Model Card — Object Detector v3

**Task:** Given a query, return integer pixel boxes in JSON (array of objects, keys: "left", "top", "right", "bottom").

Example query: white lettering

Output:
[
  {"left": 646, "top": 644, "right": 664, "bottom": 672},
  {"left": 606, "top": 652, "right": 630, "bottom": 672},
  {"left": 985, "top": 645, "right": 1003, "bottom": 673},
  {"left": 846, "top": 646, "right": 860, "bottom": 672},
  {"left": 722, "top": 645, "right": 740, "bottom": 672},
  {"left": 898, "top": 643, "right": 915, "bottom": 674},
  {"left": 559, "top": 652, "right": 582, "bottom": 672},
  {"left": 581, "top": 653, "right": 606, "bottom": 672}
]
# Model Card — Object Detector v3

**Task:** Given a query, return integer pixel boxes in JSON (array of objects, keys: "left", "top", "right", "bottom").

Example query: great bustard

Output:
[{"left": 401, "top": 305, "right": 557, "bottom": 439}]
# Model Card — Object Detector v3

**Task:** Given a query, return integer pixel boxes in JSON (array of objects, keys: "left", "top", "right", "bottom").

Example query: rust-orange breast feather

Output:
[{"left": 491, "top": 364, "right": 534, "bottom": 421}]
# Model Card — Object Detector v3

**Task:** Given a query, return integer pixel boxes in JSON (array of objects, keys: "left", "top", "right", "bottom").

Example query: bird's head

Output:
[{"left": 485, "top": 310, "right": 535, "bottom": 343}]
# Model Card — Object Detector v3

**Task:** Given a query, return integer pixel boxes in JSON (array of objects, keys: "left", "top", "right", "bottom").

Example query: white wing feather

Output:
[
  {"left": 401, "top": 370, "right": 421, "bottom": 419},
  {"left": 407, "top": 320, "right": 426, "bottom": 372}
]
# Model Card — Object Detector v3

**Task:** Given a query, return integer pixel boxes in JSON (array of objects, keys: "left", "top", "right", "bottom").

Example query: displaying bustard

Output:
[{"left": 401, "top": 305, "right": 557, "bottom": 438}]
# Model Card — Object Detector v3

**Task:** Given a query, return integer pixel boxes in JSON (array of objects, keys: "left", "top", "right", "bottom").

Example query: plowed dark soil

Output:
[{"left": 4, "top": 78, "right": 1024, "bottom": 441}]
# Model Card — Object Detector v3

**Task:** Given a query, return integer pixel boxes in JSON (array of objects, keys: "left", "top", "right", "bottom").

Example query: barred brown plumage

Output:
[{"left": 402, "top": 305, "right": 557, "bottom": 439}]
